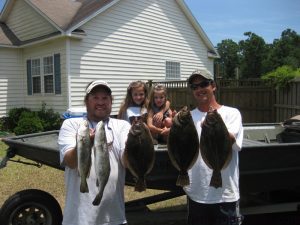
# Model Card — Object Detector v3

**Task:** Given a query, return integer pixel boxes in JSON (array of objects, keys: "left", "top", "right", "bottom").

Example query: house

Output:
[{"left": 0, "top": 0, "right": 219, "bottom": 117}]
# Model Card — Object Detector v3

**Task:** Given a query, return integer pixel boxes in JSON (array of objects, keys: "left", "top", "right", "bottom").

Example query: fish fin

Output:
[
  {"left": 176, "top": 171, "right": 190, "bottom": 187},
  {"left": 134, "top": 178, "right": 146, "bottom": 192},
  {"left": 80, "top": 179, "right": 89, "bottom": 193},
  {"left": 92, "top": 191, "right": 104, "bottom": 206},
  {"left": 210, "top": 170, "right": 222, "bottom": 188}
]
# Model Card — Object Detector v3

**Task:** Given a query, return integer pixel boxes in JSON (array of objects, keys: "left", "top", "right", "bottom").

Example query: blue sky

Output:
[
  {"left": 184, "top": 0, "right": 300, "bottom": 46},
  {"left": 1, "top": 0, "right": 299, "bottom": 46}
]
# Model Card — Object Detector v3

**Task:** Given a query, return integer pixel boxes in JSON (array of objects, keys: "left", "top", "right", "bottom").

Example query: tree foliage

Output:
[
  {"left": 238, "top": 32, "right": 267, "bottom": 78},
  {"left": 216, "top": 39, "right": 239, "bottom": 78},
  {"left": 261, "top": 65, "right": 300, "bottom": 89},
  {"left": 215, "top": 28, "right": 300, "bottom": 80}
]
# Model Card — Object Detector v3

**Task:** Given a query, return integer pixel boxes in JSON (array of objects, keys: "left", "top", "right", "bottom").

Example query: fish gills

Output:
[
  {"left": 167, "top": 106, "right": 199, "bottom": 187},
  {"left": 200, "top": 109, "right": 232, "bottom": 188},
  {"left": 92, "top": 121, "right": 111, "bottom": 205},
  {"left": 77, "top": 120, "right": 92, "bottom": 193},
  {"left": 125, "top": 119, "right": 155, "bottom": 192}
]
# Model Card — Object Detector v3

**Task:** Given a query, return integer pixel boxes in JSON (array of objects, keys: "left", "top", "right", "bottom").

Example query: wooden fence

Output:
[
  {"left": 275, "top": 78, "right": 300, "bottom": 122},
  {"left": 148, "top": 78, "right": 300, "bottom": 123}
]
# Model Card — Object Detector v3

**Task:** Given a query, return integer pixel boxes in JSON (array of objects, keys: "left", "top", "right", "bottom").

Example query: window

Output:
[
  {"left": 43, "top": 56, "right": 54, "bottom": 93},
  {"left": 166, "top": 61, "right": 180, "bottom": 79},
  {"left": 27, "top": 54, "right": 61, "bottom": 95},
  {"left": 31, "top": 59, "right": 41, "bottom": 94}
]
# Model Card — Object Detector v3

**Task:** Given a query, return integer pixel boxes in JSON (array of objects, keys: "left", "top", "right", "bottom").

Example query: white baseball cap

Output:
[{"left": 85, "top": 80, "right": 111, "bottom": 95}]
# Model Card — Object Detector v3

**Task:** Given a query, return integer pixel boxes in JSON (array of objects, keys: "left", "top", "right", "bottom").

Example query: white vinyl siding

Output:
[
  {"left": 23, "top": 39, "right": 67, "bottom": 114},
  {"left": 68, "top": 0, "right": 213, "bottom": 115},
  {"left": 5, "top": 0, "right": 58, "bottom": 42},
  {"left": 0, "top": 48, "right": 24, "bottom": 117}
]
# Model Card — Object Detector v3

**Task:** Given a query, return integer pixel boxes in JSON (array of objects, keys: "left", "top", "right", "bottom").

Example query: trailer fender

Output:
[{"left": 0, "top": 189, "right": 62, "bottom": 225}]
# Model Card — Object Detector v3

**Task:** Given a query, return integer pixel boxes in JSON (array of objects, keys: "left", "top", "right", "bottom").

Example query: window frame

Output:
[
  {"left": 165, "top": 61, "right": 181, "bottom": 80},
  {"left": 29, "top": 55, "right": 55, "bottom": 95}
]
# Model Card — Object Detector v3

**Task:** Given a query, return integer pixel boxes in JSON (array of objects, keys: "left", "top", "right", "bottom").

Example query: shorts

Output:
[{"left": 187, "top": 197, "right": 243, "bottom": 225}]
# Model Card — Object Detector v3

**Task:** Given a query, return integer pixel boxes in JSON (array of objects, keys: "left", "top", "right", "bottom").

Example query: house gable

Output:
[
  {"left": 67, "top": 0, "right": 217, "bottom": 115},
  {"left": 5, "top": 0, "right": 58, "bottom": 42}
]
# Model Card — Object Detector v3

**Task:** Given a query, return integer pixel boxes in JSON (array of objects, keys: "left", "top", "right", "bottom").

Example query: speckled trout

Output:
[
  {"left": 76, "top": 119, "right": 92, "bottom": 193},
  {"left": 92, "top": 121, "right": 110, "bottom": 206}
]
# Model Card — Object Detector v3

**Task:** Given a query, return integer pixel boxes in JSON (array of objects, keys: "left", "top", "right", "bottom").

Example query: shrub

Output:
[
  {"left": 37, "top": 103, "right": 62, "bottom": 131},
  {"left": 7, "top": 107, "right": 31, "bottom": 131},
  {"left": 6, "top": 104, "right": 63, "bottom": 134},
  {"left": 13, "top": 111, "right": 43, "bottom": 135},
  {"left": 261, "top": 65, "right": 300, "bottom": 89}
]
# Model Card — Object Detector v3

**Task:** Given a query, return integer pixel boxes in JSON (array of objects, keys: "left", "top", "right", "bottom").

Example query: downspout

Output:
[{"left": 66, "top": 38, "right": 71, "bottom": 109}]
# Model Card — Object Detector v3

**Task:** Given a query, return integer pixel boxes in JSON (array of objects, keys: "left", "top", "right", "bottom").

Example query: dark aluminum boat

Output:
[{"left": 1, "top": 123, "right": 300, "bottom": 224}]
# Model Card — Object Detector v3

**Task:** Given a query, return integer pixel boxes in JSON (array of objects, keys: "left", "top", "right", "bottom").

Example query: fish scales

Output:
[
  {"left": 92, "top": 121, "right": 111, "bottom": 206},
  {"left": 200, "top": 109, "right": 232, "bottom": 188},
  {"left": 125, "top": 119, "right": 155, "bottom": 192},
  {"left": 167, "top": 106, "right": 199, "bottom": 187},
  {"left": 77, "top": 120, "right": 92, "bottom": 193}
]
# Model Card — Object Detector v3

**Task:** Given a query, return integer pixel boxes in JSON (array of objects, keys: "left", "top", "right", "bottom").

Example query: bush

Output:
[
  {"left": 6, "top": 103, "right": 63, "bottom": 135},
  {"left": 0, "top": 117, "right": 9, "bottom": 131},
  {"left": 261, "top": 65, "right": 300, "bottom": 89},
  {"left": 13, "top": 111, "right": 43, "bottom": 135},
  {"left": 7, "top": 107, "right": 31, "bottom": 131},
  {"left": 37, "top": 103, "right": 62, "bottom": 131}
]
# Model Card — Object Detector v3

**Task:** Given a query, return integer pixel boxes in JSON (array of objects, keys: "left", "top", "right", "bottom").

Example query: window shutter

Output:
[
  {"left": 54, "top": 53, "right": 61, "bottom": 94},
  {"left": 26, "top": 60, "right": 32, "bottom": 95}
]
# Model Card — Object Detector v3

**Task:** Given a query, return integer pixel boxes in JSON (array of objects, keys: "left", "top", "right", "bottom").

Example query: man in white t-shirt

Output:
[
  {"left": 58, "top": 80, "right": 131, "bottom": 225},
  {"left": 183, "top": 69, "right": 244, "bottom": 225}
]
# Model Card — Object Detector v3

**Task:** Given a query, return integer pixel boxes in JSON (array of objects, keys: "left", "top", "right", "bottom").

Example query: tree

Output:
[
  {"left": 265, "top": 29, "right": 300, "bottom": 71},
  {"left": 216, "top": 39, "right": 240, "bottom": 78},
  {"left": 239, "top": 32, "right": 267, "bottom": 78}
]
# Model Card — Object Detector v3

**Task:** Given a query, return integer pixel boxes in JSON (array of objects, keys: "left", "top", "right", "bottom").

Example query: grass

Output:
[{"left": 0, "top": 137, "right": 186, "bottom": 224}]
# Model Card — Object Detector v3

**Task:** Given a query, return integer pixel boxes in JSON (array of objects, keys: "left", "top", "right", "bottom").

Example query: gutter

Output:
[{"left": 0, "top": 31, "right": 86, "bottom": 48}]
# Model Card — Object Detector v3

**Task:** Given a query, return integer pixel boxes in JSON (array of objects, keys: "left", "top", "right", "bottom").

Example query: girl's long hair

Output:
[
  {"left": 147, "top": 83, "right": 168, "bottom": 112},
  {"left": 117, "top": 81, "right": 149, "bottom": 119}
]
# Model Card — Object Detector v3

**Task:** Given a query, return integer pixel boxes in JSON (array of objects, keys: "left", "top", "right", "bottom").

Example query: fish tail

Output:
[
  {"left": 80, "top": 179, "right": 89, "bottom": 193},
  {"left": 176, "top": 171, "right": 190, "bottom": 187},
  {"left": 134, "top": 178, "right": 146, "bottom": 192},
  {"left": 92, "top": 191, "right": 104, "bottom": 206},
  {"left": 210, "top": 170, "right": 222, "bottom": 188}
]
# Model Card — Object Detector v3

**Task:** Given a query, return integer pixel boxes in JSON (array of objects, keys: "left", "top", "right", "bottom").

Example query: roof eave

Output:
[
  {"left": 0, "top": 31, "right": 85, "bottom": 48},
  {"left": 0, "top": 0, "right": 16, "bottom": 21}
]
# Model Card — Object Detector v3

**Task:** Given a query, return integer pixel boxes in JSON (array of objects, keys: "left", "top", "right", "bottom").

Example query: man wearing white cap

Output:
[
  {"left": 184, "top": 69, "right": 244, "bottom": 225},
  {"left": 58, "top": 80, "right": 131, "bottom": 225}
]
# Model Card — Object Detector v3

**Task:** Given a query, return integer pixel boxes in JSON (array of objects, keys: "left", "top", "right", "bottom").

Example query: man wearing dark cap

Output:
[
  {"left": 58, "top": 80, "right": 131, "bottom": 225},
  {"left": 183, "top": 69, "right": 244, "bottom": 225}
]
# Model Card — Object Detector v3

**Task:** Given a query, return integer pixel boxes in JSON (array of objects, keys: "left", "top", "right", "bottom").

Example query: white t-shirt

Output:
[
  {"left": 183, "top": 106, "right": 244, "bottom": 203},
  {"left": 58, "top": 117, "right": 131, "bottom": 225},
  {"left": 122, "top": 106, "right": 147, "bottom": 123}
]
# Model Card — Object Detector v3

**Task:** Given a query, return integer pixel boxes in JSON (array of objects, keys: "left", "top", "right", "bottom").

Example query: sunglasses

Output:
[{"left": 190, "top": 80, "right": 212, "bottom": 90}]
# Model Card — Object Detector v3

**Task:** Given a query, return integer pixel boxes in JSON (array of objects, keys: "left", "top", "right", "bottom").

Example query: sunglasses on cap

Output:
[{"left": 190, "top": 80, "right": 212, "bottom": 90}]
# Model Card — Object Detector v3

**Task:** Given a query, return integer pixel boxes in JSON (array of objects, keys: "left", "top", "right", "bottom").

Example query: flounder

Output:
[
  {"left": 200, "top": 109, "right": 233, "bottom": 188},
  {"left": 124, "top": 118, "right": 155, "bottom": 192},
  {"left": 167, "top": 106, "right": 199, "bottom": 187}
]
